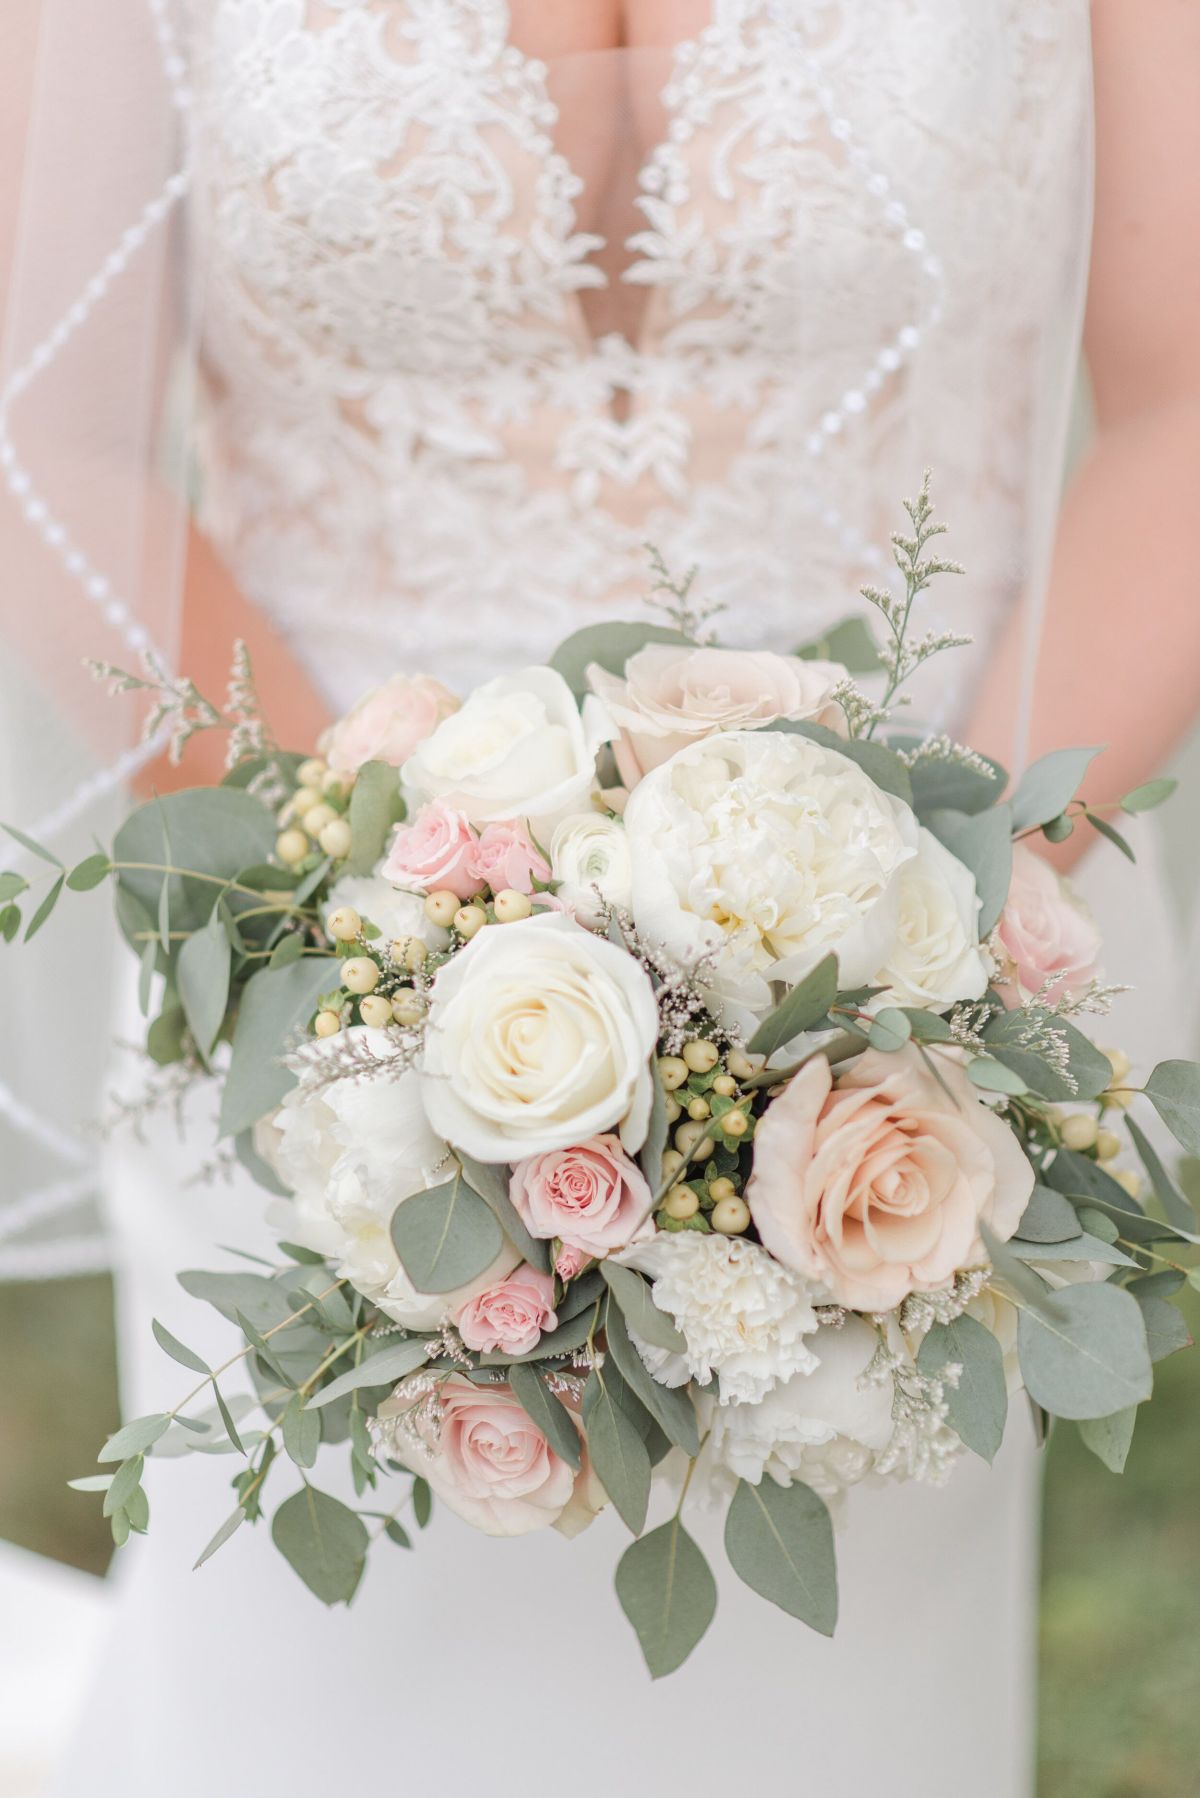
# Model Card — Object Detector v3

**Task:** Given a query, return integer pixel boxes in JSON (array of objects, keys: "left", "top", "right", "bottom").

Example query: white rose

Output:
[
  {"left": 420, "top": 912, "right": 660, "bottom": 1161},
  {"left": 873, "top": 828, "right": 989, "bottom": 1010},
  {"left": 708, "top": 1318, "right": 895, "bottom": 1498},
  {"left": 266, "top": 1030, "right": 517, "bottom": 1326},
  {"left": 321, "top": 874, "right": 446, "bottom": 950},
  {"left": 401, "top": 667, "right": 603, "bottom": 827},
  {"left": 623, "top": 729, "right": 919, "bottom": 1029},
  {"left": 548, "top": 812, "right": 633, "bottom": 927}
]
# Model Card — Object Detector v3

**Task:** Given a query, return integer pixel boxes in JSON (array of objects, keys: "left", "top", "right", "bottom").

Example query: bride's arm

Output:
[{"left": 967, "top": 0, "right": 1200, "bottom": 857}]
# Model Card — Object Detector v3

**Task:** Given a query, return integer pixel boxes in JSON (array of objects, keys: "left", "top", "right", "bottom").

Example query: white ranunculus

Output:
[
  {"left": 420, "top": 912, "right": 660, "bottom": 1161},
  {"left": 549, "top": 812, "right": 633, "bottom": 927},
  {"left": 321, "top": 874, "right": 446, "bottom": 950},
  {"left": 617, "top": 1231, "right": 821, "bottom": 1406},
  {"left": 873, "top": 827, "right": 989, "bottom": 1009},
  {"left": 266, "top": 1029, "right": 517, "bottom": 1326},
  {"left": 623, "top": 729, "right": 919, "bottom": 1028},
  {"left": 401, "top": 666, "right": 603, "bottom": 827},
  {"left": 708, "top": 1318, "right": 895, "bottom": 1499}
]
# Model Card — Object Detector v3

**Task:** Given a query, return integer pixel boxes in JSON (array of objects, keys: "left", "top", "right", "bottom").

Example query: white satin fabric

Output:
[{"left": 4, "top": 1, "right": 1101, "bottom": 1792}]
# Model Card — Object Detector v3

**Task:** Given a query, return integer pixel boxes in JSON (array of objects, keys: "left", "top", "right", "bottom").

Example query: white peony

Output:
[
  {"left": 617, "top": 1231, "right": 822, "bottom": 1406},
  {"left": 549, "top": 811, "right": 633, "bottom": 927},
  {"left": 321, "top": 874, "right": 446, "bottom": 950},
  {"left": 401, "top": 666, "right": 603, "bottom": 827},
  {"left": 420, "top": 911, "right": 660, "bottom": 1161},
  {"left": 266, "top": 1029, "right": 517, "bottom": 1326},
  {"left": 708, "top": 1318, "right": 895, "bottom": 1499},
  {"left": 873, "top": 827, "right": 989, "bottom": 1010},
  {"left": 623, "top": 728, "right": 919, "bottom": 1029}
]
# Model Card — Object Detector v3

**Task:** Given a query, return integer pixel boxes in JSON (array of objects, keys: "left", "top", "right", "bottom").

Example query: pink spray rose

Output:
[
  {"left": 509, "top": 1135, "right": 654, "bottom": 1258},
  {"left": 555, "top": 1244, "right": 591, "bottom": 1281},
  {"left": 466, "top": 820, "right": 551, "bottom": 896},
  {"left": 995, "top": 843, "right": 1102, "bottom": 1005},
  {"left": 377, "top": 1374, "right": 605, "bottom": 1537},
  {"left": 381, "top": 800, "right": 483, "bottom": 901},
  {"left": 322, "top": 673, "right": 459, "bottom": 773},
  {"left": 747, "top": 1046, "right": 1034, "bottom": 1312},
  {"left": 587, "top": 643, "right": 848, "bottom": 790},
  {"left": 454, "top": 1265, "right": 558, "bottom": 1357}
]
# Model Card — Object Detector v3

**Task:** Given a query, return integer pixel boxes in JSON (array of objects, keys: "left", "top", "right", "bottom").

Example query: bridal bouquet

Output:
[{"left": 5, "top": 481, "right": 1197, "bottom": 1674}]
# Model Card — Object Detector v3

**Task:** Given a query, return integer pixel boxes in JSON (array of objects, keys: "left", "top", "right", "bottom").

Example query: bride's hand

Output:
[{"left": 134, "top": 523, "right": 333, "bottom": 797}]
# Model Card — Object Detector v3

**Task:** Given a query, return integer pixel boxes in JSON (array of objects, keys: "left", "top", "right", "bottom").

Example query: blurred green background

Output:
[{"left": 1, "top": 1271, "right": 1196, "bottom": 1795}]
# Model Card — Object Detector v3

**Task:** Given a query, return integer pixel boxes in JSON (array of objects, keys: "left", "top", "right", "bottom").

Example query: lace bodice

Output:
[{"left": 188, "top": 0, "right": 1092, "bottom": 718}]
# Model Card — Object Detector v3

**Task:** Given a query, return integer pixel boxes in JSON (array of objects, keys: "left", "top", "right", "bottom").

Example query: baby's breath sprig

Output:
[
  {"left": 643, "top": 544, "right": 724, "bottom": 643},
  {"left": 897, "top": 732, "right": 995, "bottom": 777}
]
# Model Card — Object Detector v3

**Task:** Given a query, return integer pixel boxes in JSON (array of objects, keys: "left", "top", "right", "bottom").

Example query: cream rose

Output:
[
  {"left": 587, "top": 644, "right": 848, "bottom": 789},
  {"left": 376, "top": 1374, "right": 605, "bottom": 1538},
  {"left": 420, "top": 912, "right": 660, "bottom": 1161},
  {"left": 265, "top": 1031, "right": 518, "bottom": 1327},
  {"left": 401, "top": 667, "right": 603, "bottom": 827},
  {"left": 747, "top": 1046, "right": 1034, "bottom": 1312},
  {"left": 623, "top": 729, "right": 919, "bottom": 1028},
  {"left": 873, "top": 827, "right": 990, "bottom": 1010},
  {"left": 321, "top": 672, "right": 458, "bottom": 773},
  {"left": 548, "top": 812, "right": 633, "bottom": 926}
]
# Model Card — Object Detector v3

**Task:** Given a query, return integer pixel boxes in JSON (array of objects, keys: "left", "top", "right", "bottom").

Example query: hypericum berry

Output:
[
  {"left": 682, "top": 1038, "right": 719, "bottom": 1074},
  {"left": 390, "top": 935, "right": 427, "bottom": 972},
  {"left": 707, "top": 1176, "right": 737, "bottom": 1203},
  {"left": 290, "top": 785, "right": 322, "bottom": 817},
  {"left": 327, "top": 906, "right": 362, "bottom": 942},
  {"left": 712, "top": 1196, "right": 751, "bottom": 1235},
  {"left": 674, "top": 1120, "right": 713, "bottom": 1161},
  {"left": 304, "top": 801, "right": 338, "bottom": 836},
  {"left": 1103, "top": 1048, "right": 1132, "bottom": 1088},
  {"left": 494, "top": 888, "right": 533, "bottom": 923},
  {"left": 657, "top": 1056, "right": 688, "bottom": 1091},
  {"left": 358, "top": 994, "right": 393, "bottom": 1029},
  {"left": 454, "top": 904, "right": 487, "bottom": 939},
  {"left": 275, "top": 828, "right": 310, "bottom": 867},
  {"left": 726, "top": 1048, "right": 758, "bottom": 1081},
  {"left": 712, "top": 1074, "right": 738, "bottom": 1098},
  {"left": 341, "top": 957, "right": 380, "bottom": 995},
  {"left": 664, "top": 1096, "right": 682, "bottom": 1124},
  {"left": 687, "top": 1096, "right": 711, "bottom": 1122},
  {"left": 660, "top": 1149, "right": 686, "bottom": 1183},
  {"left": 663, "top": 1185, "right": 699, "bottom": 1221},
  {"left": 313, "top": 1009, "right": 342, "bottom": 1038},
  {"left": 424, "top": 890, "right": 459, "bottom": 929},
  {"left": 1114, "top": 1168, "right": 1141, "bottom": 1199},
  {"left": 321, "top": 769, "right": 355, "bottom": 797},
  {"left": 297, "top": 757, "right": 327, "bottom": 788},
  {"left": 318, "top": 818, "right": 353, "bottom": 859},
  {"left": 722, "top": 1108, "right": 749, "bottom": 1138},
  {"left": 1095, "top": 1129, "right": 1121, "bottom": 1162},
  {"left": 1059, "top": 1113, "right": 1098, "bottom": 1152},
  {"left": 392, "top": 992, "right": 427, "bottom": 1027}
]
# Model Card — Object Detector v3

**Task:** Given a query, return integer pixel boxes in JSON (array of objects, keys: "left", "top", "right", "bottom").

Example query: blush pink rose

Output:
[
  {"left": 747, "top": 1046, "right": 1034, "bottom": 1312},
  {"left": 996, "top": 843, "right": 1102, "bottom": 1005},
  {"left": 381, "top": 800, "right": 483, "bottom": 900},
  {"left": 555, "top": 1244, "right": 591, "bottom": 1281},
  {"left": 454, "top": 1266, "right": 558, "bottom": 1357},
  {"left": 323, "top": 673, "right": 459, "bottom": 773},
  {"left": 510, "top": 1135, "right": 654, "bottom": 1257},
  {"left": 466, "top": 820, "right": 551, "bottom": 896},
  {"left": 379, "top": 1374, "right": 605, "bottom": 1537},
  {"left": 587, "top": 644, "right": 848, "bottom": 789}
]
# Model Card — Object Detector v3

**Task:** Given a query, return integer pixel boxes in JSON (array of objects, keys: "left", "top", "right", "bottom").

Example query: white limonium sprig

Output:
[
  {"left": 864, "top": 1337, "right": 962, "bottom": 1485},
  {"left": 898, "top": 732, "right": 996, "bottom": 778},
  {"left": 89, "top": 648, "right": 222, "bottom": 765},
  {"left": 898, "top": 1269, "right": 990, "bottom": 1336},
  {"left": 643, "top": 544, "right": 724, "bottom": 643}
]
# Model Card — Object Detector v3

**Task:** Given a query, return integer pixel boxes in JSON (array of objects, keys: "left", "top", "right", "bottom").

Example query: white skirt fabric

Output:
[{"left": 46, "top": 981, "right": 1041, "bottom": 1798}]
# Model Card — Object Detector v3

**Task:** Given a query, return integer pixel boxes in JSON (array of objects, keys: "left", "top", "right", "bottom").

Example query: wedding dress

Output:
[{"left": 3, "top": 3, "right": 1097, "bottom": 1793}]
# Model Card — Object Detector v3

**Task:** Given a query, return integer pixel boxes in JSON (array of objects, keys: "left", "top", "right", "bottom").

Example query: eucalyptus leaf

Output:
[
  {"left": 1136, "top": 1294, "right": 1193, "bottom": 1363},
  {"left": 24, "top": 874, "right": 64, "bottom": 943},
  {"left": 390, "top": 1169, "right": 504, "bottom": 1293},
  {"left": 794, "top": 614, "right": 882, "bottom": 674},
  {"left": 615, "top": 1518, "right": 717, "bottom": 1678},
  {"left": 1126, "top": 1117, "right": 1197, "bottom": 1233},
  {"left": 747, "top": 954, "right": 839, "bottom": 1059},
  {"left": 1010, "top": 746, "right": 1100, "bottom": 834},
  {"left": 102, "top": 1455, "right": 145, "bottom": 1519},
  {"left": 219, "top": 957, "right": 338, "bottom": 1137},
  {"left": 0, "top": 872, "right": 28, "bottom": 902},
  {"left": 282, "top": 1395, "right": 322, "bottom": 1468},
  {"left": 1010, "top": 1233, "right": 1138, "bottom": 1270},
  {"left": 458, "top": 1153, "right": 550, "bottom": 1272},
  {"left": 177, "top": 904, "right": 233, "bottom": 1060},
  {"left": 980, "top": 1221, "right": 1062, "bottom": 1318},
  {"left": 271, "top": 1486, "right": 368, "bottom": 1605},
  {"left": 549, "top": 620, "right": 691, "bottom": 698},
  {"left": 1078, "top": 1407, "right": 1138, "bottom": 1474},
  {"left": 901, "top": 1009, "right": 954, "bottom": 1043},
  {"left": 1016, "top": 1282, "right": 1153, "bottom": 1420},
  {"left": 66, "top": 852, "right": 112, "bottom": 891},
  {"left": 113, "top": 789, "right": 277, "bottom": 950},
  {"left": 601, "top": 1261, "right": 686, "bottom": 1354},
  {"left": 925, "top": 804, "right": 1012, "bottom": 936},
  {"left": 1014, "top": 1184, "right": 1083, "bottom": 1244},
  {"left": 724, "top": 1476, "right": 838, "bottom": 1633},
  {"left": 98, "top": 1413, "right": 170, "bottom": 1462},
  {"left": 773, "top": 720, "right": 912, "bottom": 804},
  {"left": 903, "top": 749, "right": 1007, "bottom": 819},
  {"left": 581, "top": 1368, "right": 651, "bottom": 1535},
  {"left": 867, "top": 1007, "right": 912, "bottom": 1053},
  {"left": 604, "top": 1296, "right": 699, "bottom": 1454},
  {"left": 178, "top": 1269, "right": 298, "bottom": 1332},
  {"left": 193, "top": 1505, "right": 247, "bottom": 1570},
  {"left": 1121, "top": 777, "right": 1177, "bottom": 815},
  {"left": 638, "top": 1063, "right": 671, "bottom": 1194},
  {"left": 1, "top": 822, "right": 62, "bottom": 866},
  {"left": 306, "top": 1338, "right": 431, "bottom": 1408},
  {"left": 916, "top": 1314, "right": 1007, "bottom": 1463},
  {"left": 508, "top": 1364, "right": 582, "bottom": 1472},
  {"left": 984, "top": 1014, "right": 1113, "bottom": 1104},
  {"left": 344, "top": 760, "right": 406, "bottom": 877},
  {"left": 1086, "top": 812, "right": 1136, "bottom": 862},
  {"left": 151, "top": 1318, "right": 210, "bottom": 1375},
  {"left": 1143, "top": 1061, "right": 1200, "bottom": 1156},
  {"left": 967, "top": 1057, "right": 1028, "bottom": 1097}
]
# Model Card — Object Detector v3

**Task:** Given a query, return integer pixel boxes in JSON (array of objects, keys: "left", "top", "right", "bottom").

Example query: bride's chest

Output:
[{"left": 189, "top": 0, "right": 1091, "bottom": 379}]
